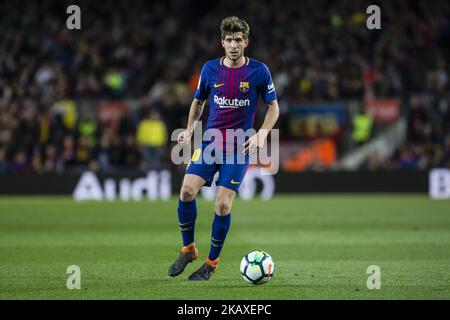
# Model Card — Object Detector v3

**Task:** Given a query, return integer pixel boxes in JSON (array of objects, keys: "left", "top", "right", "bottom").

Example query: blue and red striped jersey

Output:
[{"left": 194, "top": 56, "right": 277, "bottom": 132}]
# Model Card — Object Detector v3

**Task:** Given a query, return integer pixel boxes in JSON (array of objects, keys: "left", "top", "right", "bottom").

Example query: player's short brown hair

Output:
[{"left": 220, "top": 16, "right": 250, "bottom": 40}]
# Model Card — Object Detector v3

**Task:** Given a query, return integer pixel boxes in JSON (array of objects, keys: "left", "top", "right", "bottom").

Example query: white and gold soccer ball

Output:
[{"left": 240, "top": 250, "right": 275, "bottom": 285}]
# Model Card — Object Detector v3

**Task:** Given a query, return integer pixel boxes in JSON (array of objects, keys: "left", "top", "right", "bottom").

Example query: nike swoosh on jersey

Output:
[
  {"left": 230, "top": 180, "right": 240, "bottom": 184},
  {"left": 214, "top": 83, "right": 225, "bottom": 88}
]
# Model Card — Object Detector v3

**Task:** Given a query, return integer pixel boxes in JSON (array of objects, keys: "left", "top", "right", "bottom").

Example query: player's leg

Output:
[
  {"left": 211, "top": 186, "right": 236, "bottom": 262},
  {"left": 188, "top": 186, "right": 236, "bottom": 281},
  {"left": 210, "top": 187, "right": 235, "bottom": 262},
  {"left": 168, "top": 174, "right": 205, "bottom": 277},
  {"left": 188, "top": 161, "right": 247, "bottom": 281},
  {"left": 178, "top": 173, "right": 206, "bottom": 246},
  {"left": 169, "top": 143, "right": 220, "bottom": 277}
]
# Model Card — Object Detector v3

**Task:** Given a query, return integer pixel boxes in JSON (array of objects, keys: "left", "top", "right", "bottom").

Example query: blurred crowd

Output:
[
  {"left": 1, "top": 0, "right": 450, "bottom": 174},
  {"left": 363, "top": 92, "right": 450, "bottom": 170}
]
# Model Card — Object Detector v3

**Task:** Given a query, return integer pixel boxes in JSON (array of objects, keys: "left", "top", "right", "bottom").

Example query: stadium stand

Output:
[{"left": 0, "top": 0, "right": 449, "bottom": 173}]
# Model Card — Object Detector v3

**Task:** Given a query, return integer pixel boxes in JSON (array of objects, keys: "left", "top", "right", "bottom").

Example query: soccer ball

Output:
[{"left": 240, "top": 250, "right": 275, "bottom": 285}]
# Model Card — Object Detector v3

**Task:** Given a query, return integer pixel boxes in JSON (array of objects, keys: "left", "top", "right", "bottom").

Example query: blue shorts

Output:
[{"left": 185, "top": 143, "right": 249, "bottom": 192}]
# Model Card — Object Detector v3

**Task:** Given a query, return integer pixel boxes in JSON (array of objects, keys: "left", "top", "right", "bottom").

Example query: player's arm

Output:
[
  {"left": 177, "top": 98, "right": 206, "bottom": 144},
  {"left": 243, "top": 100, "right": 279, "bottom": 154}
]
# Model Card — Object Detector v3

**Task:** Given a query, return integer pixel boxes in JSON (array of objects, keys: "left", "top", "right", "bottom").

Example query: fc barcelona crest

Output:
[{"left": 239, "top": 81, "right": 249, "bottom": 93}]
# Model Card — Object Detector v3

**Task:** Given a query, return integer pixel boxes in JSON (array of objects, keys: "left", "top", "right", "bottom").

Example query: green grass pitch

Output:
[{"left": 0, "top": 194, "right": 449, "bottom": 299}]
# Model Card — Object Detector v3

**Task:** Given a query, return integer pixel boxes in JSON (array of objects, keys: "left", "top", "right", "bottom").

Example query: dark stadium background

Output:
[
  {"left": 0, "top": 0, "right": 449, "bottom": 301},
  {"left": 1, "top": 0, "right": 449, "bottom": 180}
]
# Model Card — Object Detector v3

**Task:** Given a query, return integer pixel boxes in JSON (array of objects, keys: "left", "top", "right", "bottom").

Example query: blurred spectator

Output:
[
  {"left": 90, "top": 132, "right": 112, "bottom": 173},
  {"left": 396, "top": 146, "right": 421, "bottom": 170},
  {"left": 31, "top": 152, "right": 44, "bottom": 174},
  {"left": 61, "top": 135, "right": 76, "bottom": 170},
  {"left": 77, "top": 116, "right": 97, "bottom": 148},
  {"left": 0, "top": 148, "right": 8, "bottom": 174},
  {"left": 122, "top": 135, "right": 141, "bottom": 168},
  {"left": 351, "top": 109, "right": 374, "bottom": 147},
  {"left": 44, "top": 144, "right": 61, "bottom": 172},
  {"left": 75, "top": 136, "right": 91, "bottom": 168},
  {"left": 103, "top": 67, "right": 127, "bottom": 99},
  {"left": 136, "top": 109, "right": 168, "bottom": 170},
  {"left": 9, "top": 151, "right": 29, "bottom": 174},
  {"left": 439, "top": 136, "right": 450, "bottom": 167}
]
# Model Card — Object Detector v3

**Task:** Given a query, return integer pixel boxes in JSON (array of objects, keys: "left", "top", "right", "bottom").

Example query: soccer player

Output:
[{"left": 168, "top": 16, "right": 279, "bottom": 280}]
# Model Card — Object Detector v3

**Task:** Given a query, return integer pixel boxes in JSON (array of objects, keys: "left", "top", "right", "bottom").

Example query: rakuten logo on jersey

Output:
[{"left": 214, "top": 95, "right": 250, "bottom": 108}]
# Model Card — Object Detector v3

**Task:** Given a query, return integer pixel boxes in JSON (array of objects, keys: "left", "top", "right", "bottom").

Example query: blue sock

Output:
[
  {"left": 208, "top": 213, "right": 231, "bottom": 261},
  {"left": 177, "top": 198, "right": 197, "bottom": 247}
]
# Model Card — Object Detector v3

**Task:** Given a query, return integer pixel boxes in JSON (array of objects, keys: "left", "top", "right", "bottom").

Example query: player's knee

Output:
[
  {"left": 180, "top": 185, "right": 196, "bottom": 201},
  {"left": 215, "top": 200, "right": 231, "bottom": 216}
]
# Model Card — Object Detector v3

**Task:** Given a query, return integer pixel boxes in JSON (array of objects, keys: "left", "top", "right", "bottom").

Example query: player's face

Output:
[{"left": 222, "top": 32, "right": 249, "bottom": 62}]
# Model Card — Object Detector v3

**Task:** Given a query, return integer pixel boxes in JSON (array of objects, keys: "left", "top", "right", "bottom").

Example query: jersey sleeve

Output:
[
  {"left": 260, "top": 64, "right": 277, "bottom": 104},
  {"left": 194, "top": 63, "right": 210, "bottom": 100}
]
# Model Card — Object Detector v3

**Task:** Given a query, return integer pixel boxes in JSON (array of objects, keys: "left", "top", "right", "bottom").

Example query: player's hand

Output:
[
  {"left": 243, "top": 131, "right": 268, "bottom": 155},
  {"left": 177, "top": 128, "right": 193, "bottom": 144}
]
